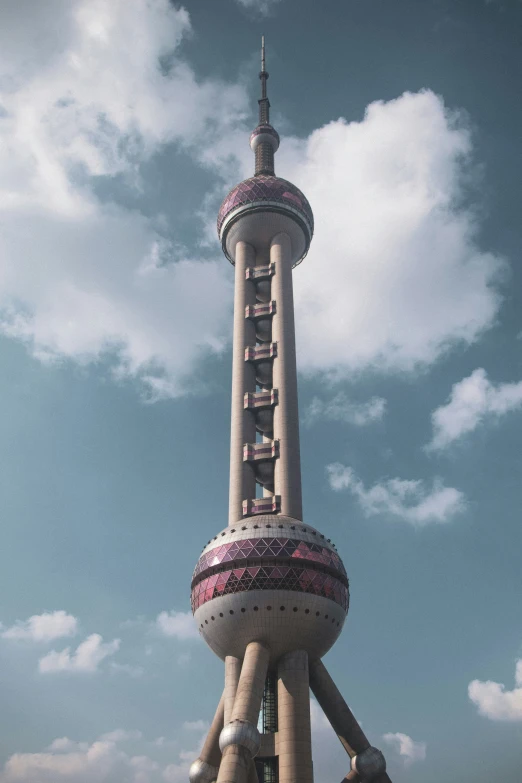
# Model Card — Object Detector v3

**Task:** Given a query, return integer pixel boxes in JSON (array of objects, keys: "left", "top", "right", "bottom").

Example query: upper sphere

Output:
[
  {"left": 249, "top": 124, "right": 280, "bottom": 153},
  {"left": 217, "top": 175, "right": 314, "bottom": 266}
]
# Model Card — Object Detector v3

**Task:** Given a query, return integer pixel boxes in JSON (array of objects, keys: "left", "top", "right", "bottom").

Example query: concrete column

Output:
[
  {"left": 308, "top": 659, "right": 369, "bottom": 757},
  {"left": 230, "top": 642, "right": 270, "bottom": 725},
  {"left": 229, "top": 241, "right": 257, "bottom": 525},
  {"left": 218, "top": 642, "right": 270, "bottom": 783},
  {"left": 200, "top": 693, "right": 225, "bottom": 769},
  {"left": 225, "top": 656, "right": 242, "bottom": 724},
  {"left": 309, "top": 660, "right": 393, "bottom": 783},
  {"left": 189, "top": 692, "right": 224, "bottom": 783},
  {"left": 270, "top": 233, "right": 302, "bottom": 520},
  {"left": 277, "top": 650, "right": 313, "bottom": 783}
]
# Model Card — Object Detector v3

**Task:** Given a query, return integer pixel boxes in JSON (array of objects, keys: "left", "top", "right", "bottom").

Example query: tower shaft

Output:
[
  {"left": 228, "top": 241, "right": 257, "bottom": 525},
  {"left": 191, "top": 36, "right": 391, "bottom": 783},
  {"left": 270, "top": 233, "right": 302, "bottom": 520},
  {"left": 228, "top": 233, "right": 302, "bottom": 525}
]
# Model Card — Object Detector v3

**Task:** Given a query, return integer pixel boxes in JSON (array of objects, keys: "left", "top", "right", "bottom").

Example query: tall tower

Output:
[{"left": 189, "top": 40, "right": 392, "bottom": 783}]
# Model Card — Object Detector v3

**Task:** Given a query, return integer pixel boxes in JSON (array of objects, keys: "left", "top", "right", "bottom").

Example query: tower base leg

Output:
[
  {"left": 217, "top": 642, "right": 270, "bottom": 783},
  {"left": 309, "top": 659, "right": 391, "bottom": 783},
  {"left": 277, "top": 650, "right": 313, "bottom": 783},
  {"left": 189, "top": 692, "right": 225, "bottom": 783}
]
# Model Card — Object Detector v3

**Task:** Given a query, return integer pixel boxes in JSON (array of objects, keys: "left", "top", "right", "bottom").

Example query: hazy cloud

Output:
[
  {"left": 327, "top": 463, "right": 466, "bottom": 525},
  {"left": 99, "top": 731, "right": 143, "bottom": 743},
  {"left": 234, "top": 0, "right": 282, "bottom": 16},
  {"left": 427, "top": 368, "right": 522, "bottom": 451},
  {"left": 305, "top": 393, "right": 386, "bottom": 426}
]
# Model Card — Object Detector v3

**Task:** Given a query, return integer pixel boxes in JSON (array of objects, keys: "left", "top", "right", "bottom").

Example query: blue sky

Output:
[{"left": 0, "top": 0, "right": 521, "bottom": 781}]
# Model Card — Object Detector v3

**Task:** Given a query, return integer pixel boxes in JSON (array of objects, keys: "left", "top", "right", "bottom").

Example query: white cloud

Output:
[
  {"left": 305, "top": 393, "right": 386, "bottom": 426},
  {"left": 155, "top": 611, "right": 199, "bottom": 641},
  {"left": 0, "top": 5, "right": 505, "bottom": 402},
  {"left": 0, "top": 0, "right": 246, "bottom": 399},
  {"left": 1, "top": 610, "right": 78, "bottom": 642},
  {"left": 0, "top": 731, "right": 159, "bottom": 783},
  {"left": 427, "top": 368, "right": 522, "bottom": 451},
  {"left": 38, "top": 633, "right": 120, "bottom": 673},
  {"left": 0, "top": 720, "right": 210, "bottom": 783},
  {"left": 327, "top": 463, "right": 466, "bottom": 525},
  {"left": 0, "top": 7, "right": 506, "bottom": 402},
  {"left": 278, "top": 90, "right": 505, "bottom": 378},
  {"left": 383, "top": 732, "right": 427, "bottom": 766},
  {"left": 468, "top": 658, "right": 522, "bottom": 721}
]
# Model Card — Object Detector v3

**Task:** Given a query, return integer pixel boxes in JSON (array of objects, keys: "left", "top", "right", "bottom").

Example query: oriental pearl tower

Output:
[{"left": 189, "top": 39, "right": 392, "bottom": 783}]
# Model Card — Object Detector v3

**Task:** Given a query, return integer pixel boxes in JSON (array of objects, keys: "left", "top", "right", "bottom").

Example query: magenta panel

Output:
[
  {"left": 217, "top": 175, "right": 314, "bottom": 235},
  {"left": 192, "top": 538, "right": 347, "bottom": 582},
  {"left": 191, "top": 565, "right": 349, "bottom": 613}
]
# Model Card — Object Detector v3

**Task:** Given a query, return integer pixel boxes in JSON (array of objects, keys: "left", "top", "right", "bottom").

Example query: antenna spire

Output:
[
  {"left": 250, "top": 36, "right": 279, "bottom": 176},
  {"left": 259, "top": 35, "right": 269, "bottom": 120}
]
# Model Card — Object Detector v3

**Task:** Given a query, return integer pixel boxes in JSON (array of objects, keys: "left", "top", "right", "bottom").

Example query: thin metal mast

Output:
[{"left": 259, "top": 35, "right": 270, "bottom": 124}]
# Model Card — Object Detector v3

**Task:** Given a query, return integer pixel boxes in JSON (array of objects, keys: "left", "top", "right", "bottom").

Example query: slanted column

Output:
[
  {"left": 277, "top": 650, "right": 313, "bottom": 783},
  {"left": 189, "top": 693, "right": 225, "bottom": 783},
  {"left": 218, "top": 642, "right": 270, "bottom": 783},
  {"left": 309, "top": 660, "right": 391, "bottom": 783},
  {"left": 270, "top": 232, "right": 302, "bottom": 520},
  {"left": 229, "top": 241, "right": 257, "bottom": 526}
]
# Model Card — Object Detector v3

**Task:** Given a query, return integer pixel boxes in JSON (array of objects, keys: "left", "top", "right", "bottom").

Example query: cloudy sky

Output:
[{"left": 0, "top": 0, "right": 520, "bottom": 780}]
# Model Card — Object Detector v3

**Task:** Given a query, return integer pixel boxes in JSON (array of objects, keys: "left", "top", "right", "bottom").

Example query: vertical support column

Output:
[
  {"left": 229, "top": 241, "right": 257, "bottom": 525},
  {"left": 277, "top": 650, "right": 313, "bottom": 783},
  {"left": 225, "top": 656, "right": 242, "bottom": 724},
  {"left": 271, "top": 233, "right": 303, "bottom": 520},
  {"left": 218, "top": 642, "right": 270, "bottom": 783}
]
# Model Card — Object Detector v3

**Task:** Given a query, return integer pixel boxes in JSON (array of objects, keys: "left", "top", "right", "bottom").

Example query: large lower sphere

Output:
[{"left": 191, "top": 515, "right": 349, "bottom": 663}]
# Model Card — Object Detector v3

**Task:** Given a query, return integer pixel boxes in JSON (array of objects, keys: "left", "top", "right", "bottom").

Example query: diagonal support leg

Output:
[
  {"left": 309, "top": 659, "right": 392, "bottom": 783},
  {"left": 217, "top": 642, "right": 270, "bottom": 783},
  {"left": 189, "top": 692, "right": 225, "bottom": 783}
]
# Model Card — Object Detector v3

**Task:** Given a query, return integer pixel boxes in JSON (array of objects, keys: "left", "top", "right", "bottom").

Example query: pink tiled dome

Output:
[{"left": 217, "top": 175, "right": 314, "bottom": 238}]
